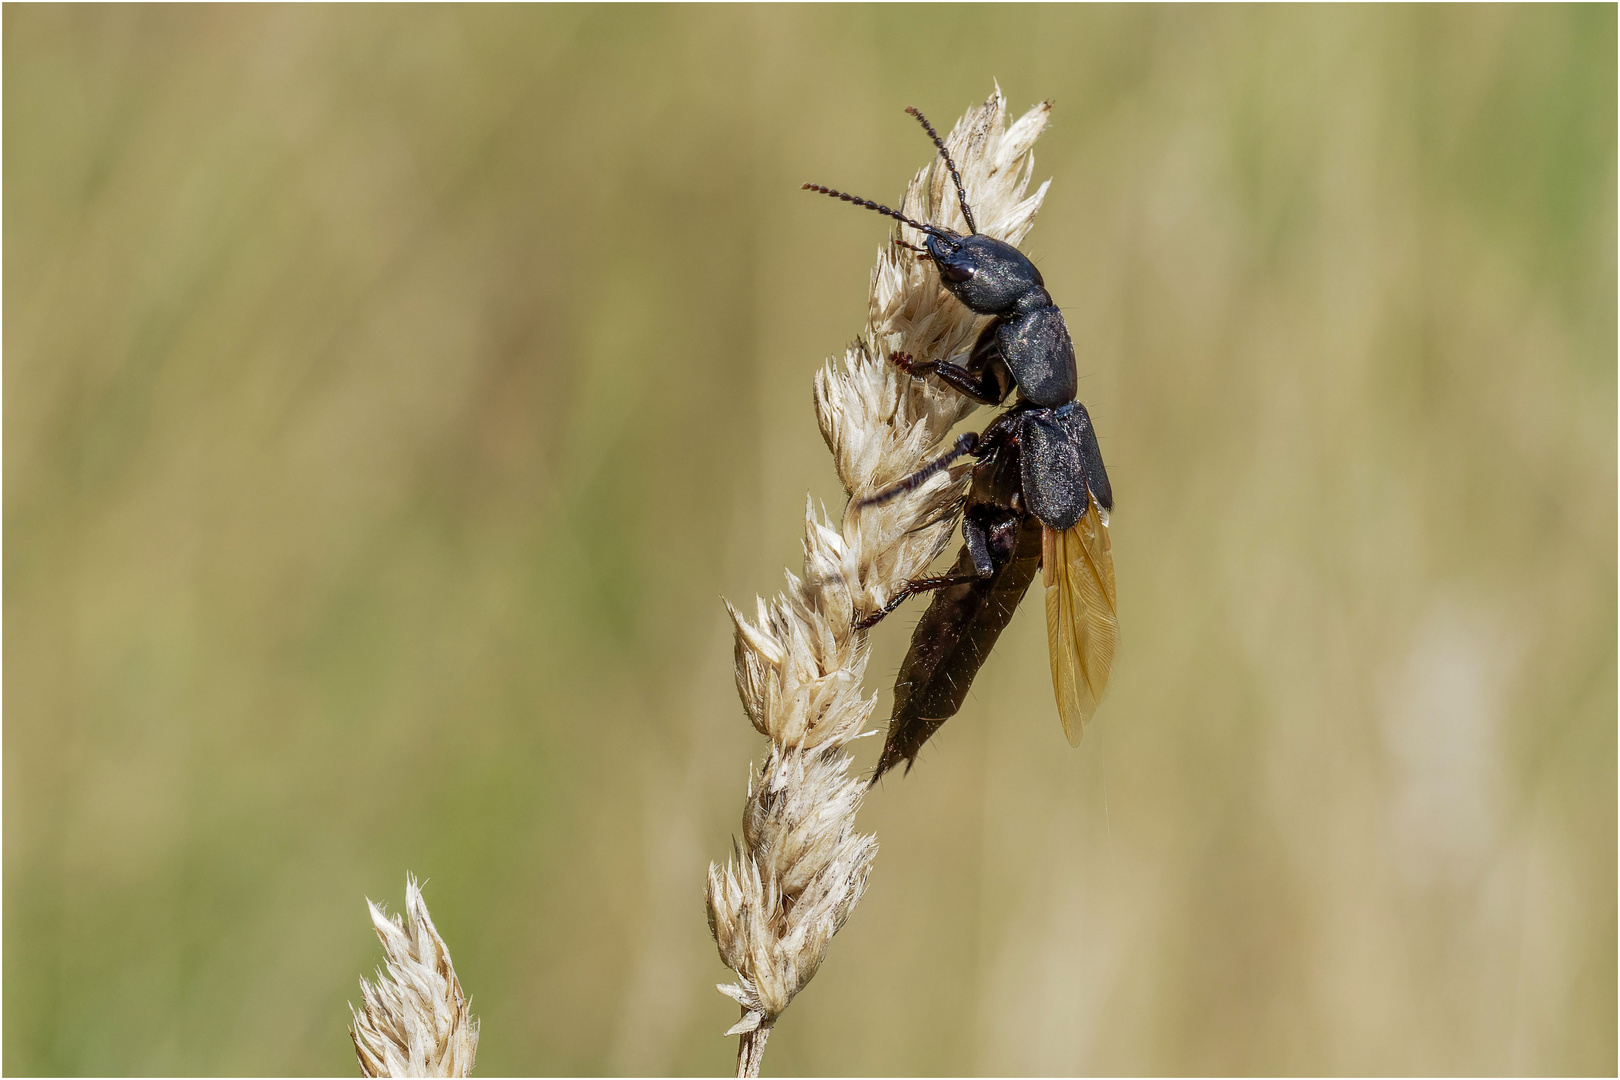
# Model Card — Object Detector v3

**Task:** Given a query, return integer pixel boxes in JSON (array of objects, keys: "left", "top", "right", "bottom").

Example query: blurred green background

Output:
[{"left": 5, "top": 5, "right": 1614, "bottom": 1075}]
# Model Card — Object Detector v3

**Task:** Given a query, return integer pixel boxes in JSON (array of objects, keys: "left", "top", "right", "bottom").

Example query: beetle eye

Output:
[{"left": 939, "top": 262, "right": 974, "bottom": 284}]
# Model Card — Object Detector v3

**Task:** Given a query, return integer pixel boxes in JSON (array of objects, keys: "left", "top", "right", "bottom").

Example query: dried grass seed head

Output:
[
  {"left": 351, "top": 876, "right": 479, "bottom": 1079},
  {"left": 708, "top": 87, "right": 1055, "bottom": 1053}
]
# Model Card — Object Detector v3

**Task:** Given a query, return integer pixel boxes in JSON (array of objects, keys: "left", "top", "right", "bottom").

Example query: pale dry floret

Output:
[
  {"left": 707, "top": 87, "right": 1054, "bottom": 1074},
  {"left": 351, "top": 876, "right": 479, "bottom": 1078}
]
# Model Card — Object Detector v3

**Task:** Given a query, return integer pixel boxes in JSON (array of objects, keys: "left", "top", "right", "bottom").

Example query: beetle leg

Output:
[
  {"left": 962, "top": 512, "right": 997, "bottom": 576},
  {"left": 888, "top": 321, "right": 1014, "bottom": 405},
  {"left": 899, "top": 359, "right": 1009, "bottom": 405},
  {"left": 854, "top": 432, "right": 981, "bottom": 509},
  {"left": 855, "top": 516, "right": 1001, "bottom": 630},
  {"left": 854, "top": 570, "right": 983, "bottom": 630}
]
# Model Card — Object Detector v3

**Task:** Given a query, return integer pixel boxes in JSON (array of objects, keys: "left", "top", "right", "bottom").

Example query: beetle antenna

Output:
[
  {"left": 906, "top": 106, "right": 977, "bottom": 235},
  {"left": 854, "top": 432, "right": 980, "bottom": 509},
  {"left": 801, "top": 184, "right": 951, "bottom": 241}
]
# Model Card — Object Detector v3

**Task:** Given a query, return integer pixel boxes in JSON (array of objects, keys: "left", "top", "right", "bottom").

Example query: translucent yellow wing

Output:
[{"left": 1042, "top": 499, "right": 1118, "bottom": 746}]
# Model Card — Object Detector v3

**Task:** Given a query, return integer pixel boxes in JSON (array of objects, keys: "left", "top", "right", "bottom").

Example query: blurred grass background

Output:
[{"left": 5, "top": 5, "right": 1614, "bottom": 1075}]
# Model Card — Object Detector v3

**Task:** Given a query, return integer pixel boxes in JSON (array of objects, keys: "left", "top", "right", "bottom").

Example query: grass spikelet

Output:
[{"left": 350, "top": 876, "right": 479, "bottom": 1078}]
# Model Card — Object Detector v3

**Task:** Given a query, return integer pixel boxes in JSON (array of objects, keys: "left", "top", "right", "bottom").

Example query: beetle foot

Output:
[{"left": 853, "top": 587, "right": 913, "bottom": 631}]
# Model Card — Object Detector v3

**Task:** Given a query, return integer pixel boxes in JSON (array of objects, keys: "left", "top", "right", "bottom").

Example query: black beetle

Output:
[{"left": 806, "top": 106, "right": 1118, "bottom": 779}]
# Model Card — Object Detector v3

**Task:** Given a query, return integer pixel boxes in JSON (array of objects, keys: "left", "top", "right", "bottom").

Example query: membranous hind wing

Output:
[{"left": 1042, "top": 499, "right": 1118, "bottom": 745}]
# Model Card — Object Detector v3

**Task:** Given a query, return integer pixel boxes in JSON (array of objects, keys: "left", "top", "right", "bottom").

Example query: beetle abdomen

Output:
[{"left": 876, "top": 517, "right": 1044, "bottom": 779}]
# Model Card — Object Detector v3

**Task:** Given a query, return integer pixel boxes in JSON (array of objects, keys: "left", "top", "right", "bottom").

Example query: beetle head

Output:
[
  {"left": 926, "top": 232, "right": 1045, "bottom": 316},
  {"left": 805, "top": 106, "right": 1044, "bottom": 315}
]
